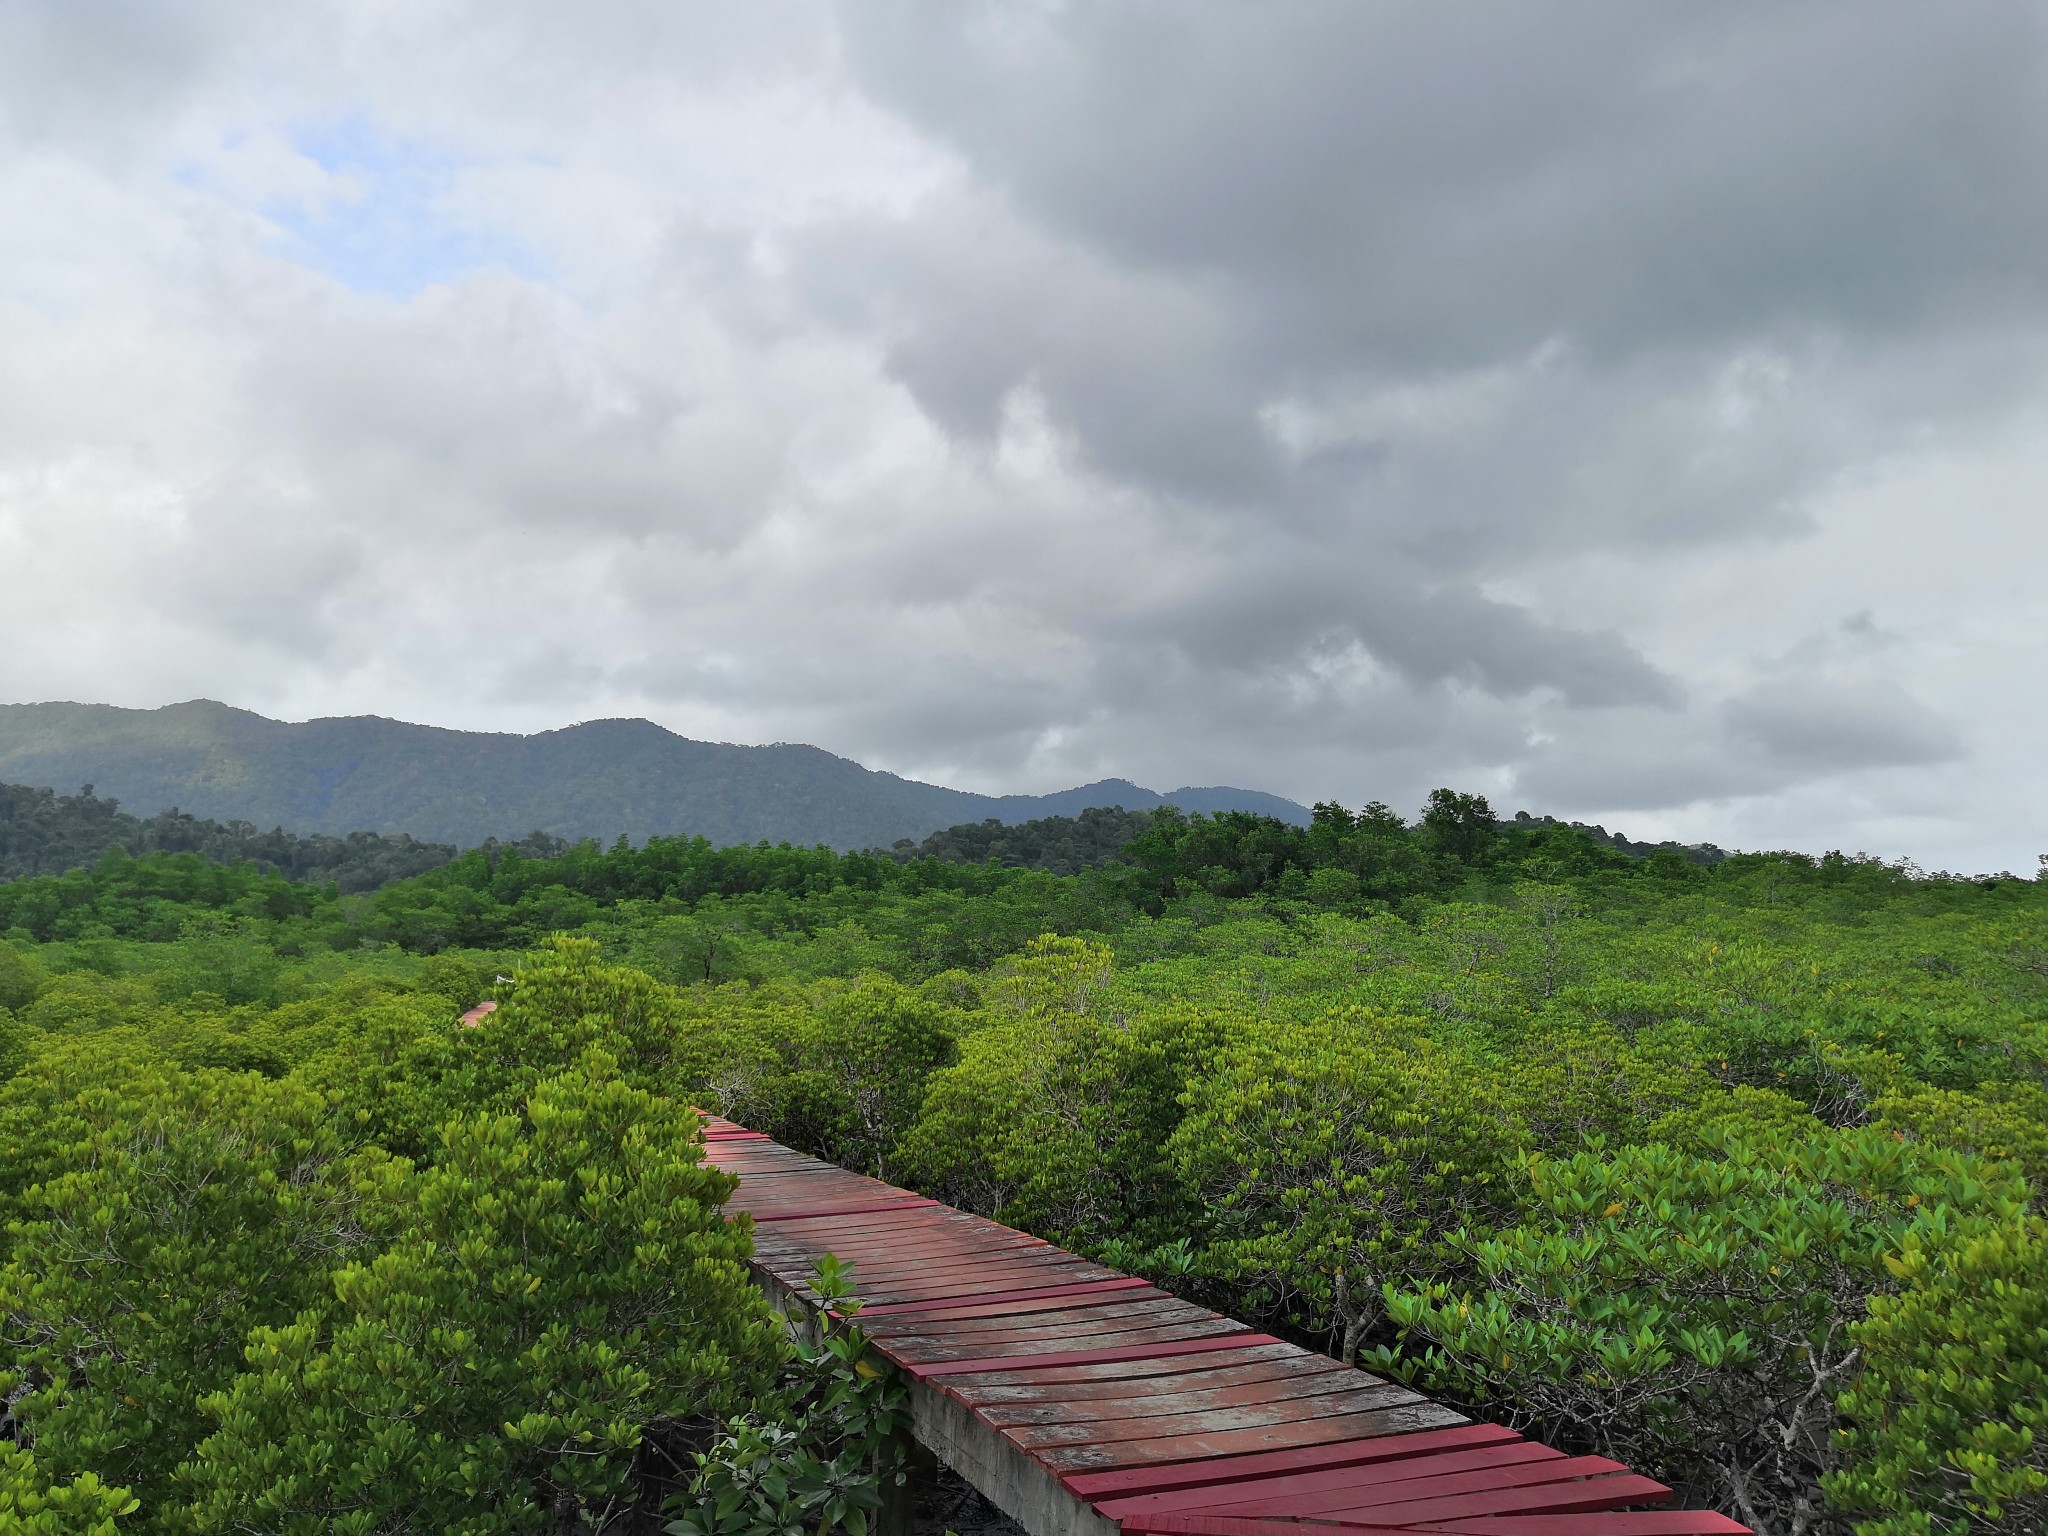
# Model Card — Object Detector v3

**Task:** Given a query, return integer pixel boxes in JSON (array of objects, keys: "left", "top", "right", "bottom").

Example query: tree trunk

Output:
[{"left": 1334, "top": 1268, "right": 1365, "bottom": 1364}]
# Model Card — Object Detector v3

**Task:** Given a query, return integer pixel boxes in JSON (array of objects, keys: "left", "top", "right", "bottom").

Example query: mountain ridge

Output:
[{"left": 0, "top": 700, "right": 1309, "bottom": 850}]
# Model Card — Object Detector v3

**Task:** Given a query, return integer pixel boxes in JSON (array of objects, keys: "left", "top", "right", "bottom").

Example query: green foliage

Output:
[
  {"left": 0, "top": 1009, "right": 24, "bottom": 1090},
  {"left": 176, "top": 1051, "right": 783, "bottom": 1535},
  {"left": 1176, "top": 1011, "right": 1524, "bottom": 1362},
  {"left": 770, "top": 979, "right": 960, "bottom": 1181},
  {"left": 665, "top": 1256, "right": 909, "bottom": 1536},
  {"left": 1374, "top": 1132, "right": 2029, "bottom": 1535},
  {"left": 0, "top": 940, "right": 47, "bottom": 1013},
  {"left": 899, "top": 937, "right": 1235, "bottom": 1246},
  {"left": 0, "top": 1443, "right": 137, "bottom": 1536},
  {"left": 885, "top": 806, "right": 1157, "bottom": 874},
  {"left": 1829, "top": 1213, "right": 2048, "bottom": 1535},
  {"left": 0, "top": 1069, "right": 377, "bottom": 1505},
  {"left": 0, "top": 791, "right": 2041, "bottom": 1532}
]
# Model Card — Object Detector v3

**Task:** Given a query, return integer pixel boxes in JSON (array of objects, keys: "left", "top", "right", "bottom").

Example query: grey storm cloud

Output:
[
  {"left": 1724, "top": 682, "right": 1962, "bottom": 772},
  {"left": 0, "top": 0, "right": 2044, "bottom": 869}
]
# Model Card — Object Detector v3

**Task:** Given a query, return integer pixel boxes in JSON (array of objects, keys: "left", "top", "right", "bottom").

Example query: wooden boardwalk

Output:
[{"left": 699, "top": 1118, "right": 1748, "bottom": 1536}]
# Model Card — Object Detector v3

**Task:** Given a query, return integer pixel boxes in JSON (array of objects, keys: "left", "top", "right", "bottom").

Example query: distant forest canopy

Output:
[
  {"left": 1504, "top": 809, "right": 1730, "bottom": 865},
  {"left": 0, "top": 780, "right": 2025, "bottom": 959},
  {"left": 888, "top": 801, "right": 1731, "bottom": 879},
  {"left": 882, "top": 804, "right": 1159, "bottom": 872},
  {"left": 7, "top": 778, "right": 1758, "bottom": 911}
]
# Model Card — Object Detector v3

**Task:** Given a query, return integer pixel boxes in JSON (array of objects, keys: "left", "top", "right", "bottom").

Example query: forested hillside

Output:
[
  {"left": 1, "top": 794, "right": 2042, "bottom": 1533},
  {"left": 0, "top": 782, "right": 462, "bottom": 888},
  {"left": 0, "top": 700, "right": 1307, "bottom": 848}
]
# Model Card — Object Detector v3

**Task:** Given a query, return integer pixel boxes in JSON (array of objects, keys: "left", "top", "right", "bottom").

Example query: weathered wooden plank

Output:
[
  {"left": 972, "top": 1360, "right": 1368, "bottom": 1424},
  {"left": 753, "top": 1232, "right": 1062, "bottom": 1268},
  {"left": 852, "top": 1263, "right": 1113, "bottom": 1302},
  {"left": 1096, "top": 1441, "right": 1565, "bottom": 1519},
  {"left": 1122, "top": 1519, "right": 1411, "bottom": 1536},
  {"left": 1417, "top": 1513, "right": 1748, "bottom": 1535},
  {"left": 1060, "top": 1423, "right": 1523, "bottom": 1500},
  {"left": 835, "top": 1240, "right": 1070, "bottom": 1268},
  {"left": 850, "top": 1263, "right": 1113, "bottom": 1301},
  {"left": 952, "top": 1352, "right": 1354, "bottom": 1410},
  {"left": 1348, "top": 1471, "right": 1670, "bottom": 1524},
  {"left": 1033, "top": 1400, "right": 1472, "bottom": 1473},
  {"left": 1302, "top": 1455, "right": 1632, "bottom": 1517},
  {"left": 823, "top": 1234, "right": 1069, "bottom": 1265},
  {"left": 1003, "top": 1383, "right": 1428, "bottom": 1449},
  {"left": 753, "top": 1204, "right": 942, "bottom": 1228},
  {"left": 866, "top": 1296, "right": 1216, "bottom": 1343},
  {"left": 934, "top": 1341, "right": 1308, "bottom": 1393},
  {"left": 814, "top": 1235, "right": 1060, "bottom": 1265},
  {"left": 829, "top": 1228, "right": 1064, "bottom": 1259},
  {"left": 893, "top": 1316, "right": 1256, "bottom": 1366},
  {"left": 908, "top": 1330, "right": 1275, "bottom": 1379},
  {"left": 856, "top": 1277, "right": 1156, "bottom": 1318},
  {"left": 729, "top": 1187, "right": 905, "bottom": 1212}
]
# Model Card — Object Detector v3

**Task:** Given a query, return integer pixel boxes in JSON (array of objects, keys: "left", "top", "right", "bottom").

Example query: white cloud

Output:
[{"left": 0, "top": 0, "right": 2044, "bottom": 870}]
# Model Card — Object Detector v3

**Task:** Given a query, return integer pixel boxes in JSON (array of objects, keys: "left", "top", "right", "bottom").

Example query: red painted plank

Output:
[
  {"left": 714, "top": 1162, "right": 855, "bottom": 1175},
  {"left": 908, "top": 1330, "right": 1275, "bottom": 1379},
  {"left": 1121, "top": 1519, "right": 1412, "bottom": 1536},
  {"left": 766, "top": 1237, "right": 1053, "bottom": 1269},
  {"left": 845, "top": 1266, "right": 1113, "bottom": 1302},
  {"left": 892, "top": 1318, "right": 1245, "bottom": 1368},
  {"left": 735, "top": 1183, "right": 908, "bottom": 1203},
  {"left": 937, "top": 1343, "right": 1307, "bottom": 1395},
  {"left": 802, "top": 1230, "right": 1061, "bottom": 1260},
  {"left": 735, "top": 1183, "right": 911, "bottom": 1207},
  {"left": 805, "top": 1231, "right": 1057, "bottom": 1261},
  {"left": 1006, "top": 1384, "right": 1428, "bottom": 1450},
  {"left": 868, "top": 1297, "right": 1211, "bottom": 1341},
  {"left": 736, "top": 1188, "right": 987, "bottom": 1210},
  {"left": 1096, "top": 1443, "right": 1566, "bottom": 1519},
  {"left": 748, "top": 1222, "right": 986, "bottom": 1250},
  {"left": 1207, "top": 1442, "right": 1567, "bottom": 1511},
  {"left": 879, "top": 1318, "right": 1223, "bottom": 1359},
  {"left": 808, "top": 1223, "right": 1057, "bottom": 1253},
  {"left": 848, "top": 1261, "right": 1112, "bottom": 1295},
  {"left": 981, "top": 1362, "right": 1375, "bottom": 1428},
  {"left": 852, "top": 1276, "right": 1155, "bottom": 1317},
  {"left": 962, "top": 1368, "right": 1359, "bottom": 1417},
  {"left": 1064, "top": 1423, "right": 1521, "bottom": 1500},
  {"left": 1344, "top": 1472, "right": 1670, "bottom": 1524},
  {"left": 745, "top": 1211, "right": 944, "bottom": 1234},
  {"left": 838, "top": 1282, "right": 1158, "bottom": 1326},
  {"left": 1036, "top": 1402, "right": 1472, "bottom": 1473},
  {"left": 1418, "top": 1515, "right": 1748, "bottom": 1536},
  {"left": 748, "top": 1199, "right": 941, "bottom": 1222},
  {"left": 844, "top": 1257, "right": 1101, "bottom": 1288},
  {"left": 1303, "top": 1456, "right": 1632, "bottom": 1517},
  {"left": 816, "top": 1267, "right": 1115, "bottom": 1306}
]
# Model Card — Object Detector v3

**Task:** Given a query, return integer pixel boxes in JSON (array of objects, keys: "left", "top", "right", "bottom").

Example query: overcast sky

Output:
[{"left": 3, "top": 2, "right": 2044, "bottom": 870}]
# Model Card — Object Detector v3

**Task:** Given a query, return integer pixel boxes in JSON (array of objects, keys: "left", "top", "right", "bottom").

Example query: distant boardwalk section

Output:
[{"left": 698, "top": 1117, "right": 1748, "bottom": 1536}]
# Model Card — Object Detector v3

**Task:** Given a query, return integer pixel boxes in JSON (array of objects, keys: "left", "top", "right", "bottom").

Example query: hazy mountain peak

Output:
[{"left": 0, "top": 701, "right": 1307, "bottom": 849}]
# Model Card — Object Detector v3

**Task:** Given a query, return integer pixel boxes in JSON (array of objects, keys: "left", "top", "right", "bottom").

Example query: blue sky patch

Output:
[{"left": 254, "top": 116, "right": 542, "bottom": 297}]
